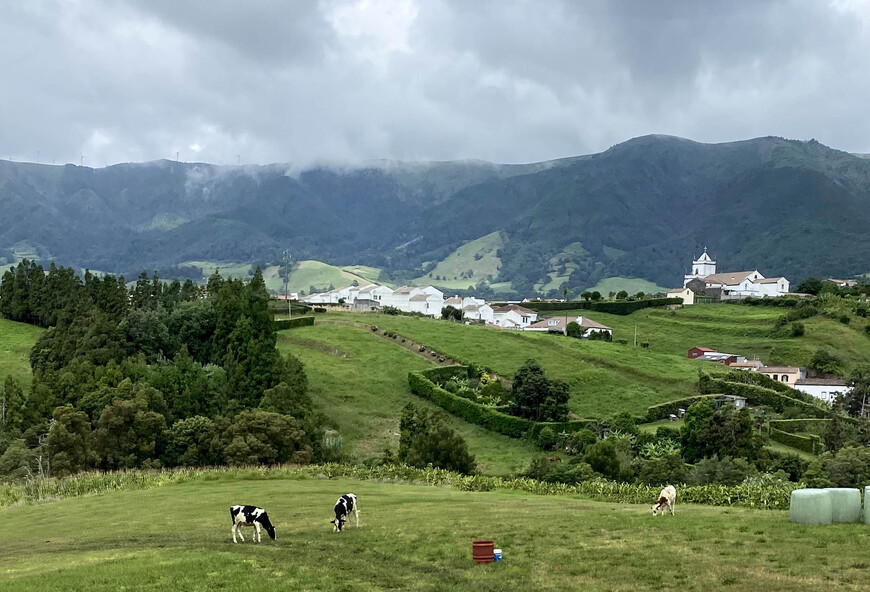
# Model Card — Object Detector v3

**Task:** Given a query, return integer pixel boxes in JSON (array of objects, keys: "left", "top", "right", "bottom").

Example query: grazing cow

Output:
[
  {"left": 652, "top": 485, "right": 677, "bottom": 516},
  {"left": 230, "top": 505, "right": 277, "bottom": 543},
  {"left": 331, "top": 493, "right": 359, "bottom": 532}
]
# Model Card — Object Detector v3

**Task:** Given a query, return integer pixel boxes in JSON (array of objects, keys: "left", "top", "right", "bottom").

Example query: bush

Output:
[
  {"left": 791, "top": 322, "right": 805, "bottom": 337},
  {"left": 803, "top": 445, "right": 870, "bottom": 488},
  {"left": 520, "top": 298, "right": 683, "bottom": 315},
  {"left": 689, "top": 456, "right": 757, "bottom": 486},
  {"left": 399, "top": 404, "right": 476, "bottom": 474},
  {"left": 313, "top": 307, "right": 327, "bottom": 313},
  {"left": 699, "top": 375, "right": 828, "bottom": 418},
  {"left": 635, "top": 453, "right": 689, "bottom": 486},
  {"left": 273, "top": 316, "right": 315, "bottom": 331},
  {"left": 583, "top": 439, "right": 633, "bottom": 482},
  {"left": 840, "top": 315, "right": 851, "bottom": 325},
  {"left": 536, "top": 427, "right": 558, "bottom": 450}
]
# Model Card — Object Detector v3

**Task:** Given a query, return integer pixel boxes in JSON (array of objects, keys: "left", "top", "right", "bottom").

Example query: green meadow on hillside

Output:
[
  {"left": 2, "top": 475, "right": 868, "bottom": 592},
  {"left": 585, "top": 276, "right": 669, "bottom": 297},
  {"left": 414, "top": 231, "right": 503, "bottom": 290},
  {"left": 322, "top": 311, "right": 701, "bottom": 418},
  {"left": 0, "top": 318, "right": 42, "bottom": 390},
  {"left": 277, "top": 325, "right": 537, "bottom": 475}
]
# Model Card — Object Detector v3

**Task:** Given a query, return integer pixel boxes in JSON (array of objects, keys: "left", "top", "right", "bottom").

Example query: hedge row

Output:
[
  {"left": 700, "top": 376, "right": 829, "bottom": 418},
  {"left": 768, "top": 428, "right": 821, "bottom": 455},
  {"left": 1, "top": 463, "right": 798, "bottom": 511},
  {"left": 716, "top": 370, "right": 823, "bottom": 406},
  {"left": 273, "top": 316, "right": 316, "bottom": 330},
  {"left": 408, "top": 371, "right": 595, "bottom": 439},
  {"left": 422, "top": 365, "right": 468, "bottom": 383},
  {"left": 519, "top": 297, "right": 684, "bottom": 315},
  {"left": 646, "top": 395, "right": 720, "bottom": 421},
  {"left": 768, "top": 419, "right": 831, "bottom": 435}
]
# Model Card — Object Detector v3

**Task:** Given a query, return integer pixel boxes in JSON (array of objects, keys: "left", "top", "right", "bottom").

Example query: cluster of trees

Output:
[
  {"left": 0, "top": 261, "right": 331, "bottom": 480},
  {"left": 796, "top": 277, "right": 870, "bottom": 297},
  {"left": 394, "top": 403, "right": 476, "bottom": 474}
]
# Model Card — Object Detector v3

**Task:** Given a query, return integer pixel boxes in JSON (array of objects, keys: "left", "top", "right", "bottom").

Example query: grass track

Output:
[{"left": 2, "top": 477, "right": 869, "bottom": 591}]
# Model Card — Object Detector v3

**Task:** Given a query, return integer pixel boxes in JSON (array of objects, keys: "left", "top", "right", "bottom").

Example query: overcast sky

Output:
[{"left": 2, "top": 0, "right": 870, "bottom": 167}]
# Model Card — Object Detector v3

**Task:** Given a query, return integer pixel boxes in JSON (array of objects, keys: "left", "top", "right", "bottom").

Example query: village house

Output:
[
  {"left": 666, "top": 286, "right": 694, "bottom": 305},
  {"left": 462, "top": 303, "right": 494, "bottom": 323},
  {"left": 491, "top": 304, "right": 538, "bottom": 328},
  {"left": 525, "top": 315, "right": 612, "bottom": 338},
  {"left": 758, "top": 366, "right": 805, "bottom": 385},
  {"left": 794, "top": 378, "right": 852, "bottom": 403}
]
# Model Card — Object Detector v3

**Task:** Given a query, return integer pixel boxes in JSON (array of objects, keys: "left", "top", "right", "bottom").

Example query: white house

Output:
[
  {"left": 666, "top": 287, "right": 694, "bottom": 305},
  {"left": 357, "top": 283, "right": 394, "bottom": 305},
  {"left": 491, "top": 305, "right": 538, "bottom": 328},
  {"left": 408, "top": 293, "right": 444, "bottom": 317},
  {"left": 383, "top": 286, "right": 419, "bottom": 310},
  {"left": 462, "top": 303, "right": 494, "bottom": 323},
  {"left": 794, "top": 378, "right": 852, "bottom": 404},
  {"left": 525, "top": 315, "right": 612, "bottom": 338}
]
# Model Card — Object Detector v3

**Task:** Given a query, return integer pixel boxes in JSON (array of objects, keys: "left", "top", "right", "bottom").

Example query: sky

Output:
[{"left": 2, "top": 0, "right": 870, "bottom": 167}]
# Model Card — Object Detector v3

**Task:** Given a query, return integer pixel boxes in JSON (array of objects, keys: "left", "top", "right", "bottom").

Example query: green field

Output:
[
  {"left": 585, "top": 276, "right": 669, "bottom": 297},
  {"left": 277, "top": 325, "right": 537, "bottom": 475},
  {"left": 415, "top": 231, "right": 503, "bottom": 290},
  {"left": 317, "top": 311, "right": 701, "bottom": 418},
  {"left": 0, "top": 318, "right": 42, "bottom": 390},
  {"left": 3, "top": 475, "right": 868, "bottom": 591}
]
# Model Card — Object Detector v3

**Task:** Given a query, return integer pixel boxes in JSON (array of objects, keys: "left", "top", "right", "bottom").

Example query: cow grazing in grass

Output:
[
  {"left": 652, "top": 485, "right": 676, "bottom": 516},
  {"left": 331, "top": 493, "right": 359, "bottom": 532},
  {"left": 230, "top": 505, "right": 276, "bottom": 543}
]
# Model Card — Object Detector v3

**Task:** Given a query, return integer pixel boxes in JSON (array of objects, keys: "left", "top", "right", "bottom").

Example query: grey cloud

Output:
[{"left": 1, "top": 0, "right": 869, "bottom": 168}]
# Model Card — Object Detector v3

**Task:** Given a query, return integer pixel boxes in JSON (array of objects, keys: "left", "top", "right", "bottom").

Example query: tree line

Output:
[{"left": 0, "top": 260, "right": 331, "bottom": 479}]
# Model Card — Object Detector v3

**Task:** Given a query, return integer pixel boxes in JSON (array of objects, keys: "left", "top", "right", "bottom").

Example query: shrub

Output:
[
  {"left": 313, "top": 307, "right": 327, "bottom": 313},
  {"left": 510, "top": 360, "right": 569, "bottom": 422},
  {"left": 791, "top": 322, "right": 805, "bottom": 337},
  {"left": 583, "top": 439, "right": 633, "bottom": 482},
  {"left": 399, "top": 403, "right": 476, "bottom": 474},
  {"left": 689, "top": 456, "right": 757, "bottom": 486},
  {"left": 769, "top": 428, "right": 821, "bottom": 454},
  {"left": 809, "top": 348, "right": 845, "bottom": 376},
  {"left": 840, "top": 315, "right": 851, "bottom": 325},
  {"left": 803, "top": 445, "right": 870, "bottom": 488},
  {"left": 536, "top": 427, "right": 558, "bottom": 450},
  {"left": 273, "top": 316, "right": 315, "bottom": 331},
  {"left": 635, "top": 453, "right": 689, "bottom": 486}
]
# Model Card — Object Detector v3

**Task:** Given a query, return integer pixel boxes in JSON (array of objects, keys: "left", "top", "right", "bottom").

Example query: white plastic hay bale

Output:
[
  {"left": 865, "top": 487, "right": 870, "bottom": 524},
  {"left": 790, "top": 489, "right": 832, "bottom": 525},
  {"left": 825, "top": 488, "right": 862, "bottom": 523}
]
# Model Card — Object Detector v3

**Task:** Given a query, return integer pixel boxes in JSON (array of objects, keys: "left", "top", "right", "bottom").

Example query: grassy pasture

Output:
[
  {"left": 2, "top": 476, "right": 869, "bottom": 592},
  {"left": 584, "top": 276, "right": 668, "bottom": 297},
  {"left": 277, "top": 325, "right": 537, "bottom": 475},
  {"left": 317, "top": 311, "right": 701, "bottom": 418},
  {"left": 416, "top": 231, "right": 503, "bottom": 289},
  {"left": 0, "top": 318, "right": 42, "bottom": 390}
]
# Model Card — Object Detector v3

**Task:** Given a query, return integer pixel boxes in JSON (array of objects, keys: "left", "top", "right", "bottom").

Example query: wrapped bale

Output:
[
  {"left": 825, "top": 488, "right": 862, "bottom": 523},
  {"left": 790, "top": 489, "right": 833, "bottom": 525}
]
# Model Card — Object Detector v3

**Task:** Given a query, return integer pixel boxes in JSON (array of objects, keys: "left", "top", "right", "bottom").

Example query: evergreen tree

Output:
[
  {"left": 1, "top": 376, "right": 25, "bottom": 431},
  {"left": 398, "top": 404, "right": 475, "bottom": 474},
  {"left": 510, "top": 359, "right": 569, "bottom": 422},
  {"left": 824, "top": 398, "right": 846, "bottom": 452},
  {"left": 47, "top": 405, "right": 93, "bottom": 476}
]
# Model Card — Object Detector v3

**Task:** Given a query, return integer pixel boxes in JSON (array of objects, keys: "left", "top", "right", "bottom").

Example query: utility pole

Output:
[
  {"left": 283, "top": 249, "right": 291, "bottom": 319},
  {"left": 634, "top": 324, "right": 638, "bottom": 347}
]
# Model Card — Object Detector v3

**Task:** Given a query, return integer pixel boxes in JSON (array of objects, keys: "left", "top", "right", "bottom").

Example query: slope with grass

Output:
[
  {"left": 0, "top": 318, "right": 42, "bottom": 390},
  {"left": 585, "top": 276, "right": 669, "bottom": 297},
  {"left": 319, "top": 311, "right": 701, "bottom": 418},
  {"left": 2, "top": 475, "right": 868, "bottom": 592},
  {"left": 414, "top": 231, "right": 503, "bottom": 290},
  {"left": 277, "top": 324, "right": 537, "bottom": 475}
]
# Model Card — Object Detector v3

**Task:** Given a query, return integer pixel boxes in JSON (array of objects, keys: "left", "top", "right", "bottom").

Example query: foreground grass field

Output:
[
  {"left": 2, "top": 476, "right": 868, "bottom": 591},
  {"left": 0, "top": 318, "right": 42, "bottom": 390},
  {"left": 277, "top": 325, "right": 538, "bottom": 475}
]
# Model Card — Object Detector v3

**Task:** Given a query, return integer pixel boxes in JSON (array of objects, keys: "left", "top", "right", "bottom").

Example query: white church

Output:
[{"left": 683, "top": 248, "right": 790, "bottom": 299}]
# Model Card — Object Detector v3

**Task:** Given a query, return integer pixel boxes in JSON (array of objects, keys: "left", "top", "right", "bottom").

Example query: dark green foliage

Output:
[
  {"left": 803, "top": 445, "right": 870, "bottom": 488},
  {"left": 681, "top": 400, "right": 765, "bottom": 463},
  {"left": 522, "top": 298, "right": 683, "bottom": 315},
  {"left": 222, "top": 410, "right": 312, "bottom": 466},
  {"left": 510, "top": 360, "right": 569, "bottom": 422},
  {"left": 582, "top": 439, "right": 633, "bottom": 482},
  {"left": 440, "top": 305, "right": 462, "bottom": 321},
  {"left": 791, "top": 322, "right": 805, "bottom": 337},
  {"left": 1, "top": 376, "right": 25, "bottom": 431},
  {"left": 273, "top": 316, "right": 315, "bottom": 330},
  {"left": 163, "top": 416, "right": 225, "bottom": 467},
  {"left": 536, "top": 427, "right": 558, "bottom": 450},
  {"left": 616, "top": 290, "right": 629, "bottom": 300},
  {"left": 699, "top": 375, "right": 828, "bottom": 418},
  {"left": 635, "top": 453, "right": 689, "bottom": 486},
  {"left": 92, "top": 385, "right": 168, "bottom": 470},
  {"left": 768, "top": 452, "right": 809, "bottom": 481},
  {"left": 768, "top": 428, "right": 821, "bottom": 454},
  {"left": 843, "top": 365, "right": 870, "bottom": 417},
  {"left": 525, "top": 456, "right": 597, "bottom": 484},
  {"left": 823, "top": 399, "right": 846, "bottom": 452},
  {"left": 47, "top": 405, "right": 93, "bottom": 477},
  {"left": 689, "top": 457, "right": 757, "bottom": 486},
  {"left": 399, "top": 403, "right": 476, "bottom": 474},
  {"left": 796, "top": 277, "right": 824, "bottom": 295},
  {"left": 809, "top": 348, "right": 845, "bottom": 376},
  {"left": 565, "top": 321, "right": 583, "bottom": 338}
]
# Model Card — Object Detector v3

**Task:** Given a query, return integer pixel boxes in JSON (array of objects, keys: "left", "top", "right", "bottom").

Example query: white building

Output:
[
  {"left": 525, "top": 315, "right": 612, "bottom": 338},
  {"left": 462, "top": 303, "right": 494, "bottom": 323},
  {"left": 683, "top": 248, "right": 789, "bottom": 298},
  {"left": 666, "top": 287, "right": 695, "bottom": 305},
  {"left": 794, "top": 379, "right": 852, "bottom": 404},
  {"left": 491, "top": 304, "right": 538, "bottom": 328}
]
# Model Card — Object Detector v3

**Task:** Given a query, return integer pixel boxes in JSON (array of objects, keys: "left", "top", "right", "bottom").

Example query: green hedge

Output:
[
  {"left": 769, "top": 428, "right": 821, "bottom": 455},
  {"left": 519, "top": 298, "right": 684, "bottom": 315},
  {"left": 646, "top": 395, "right": 720, "bottom": 421},
  {"left": 716, "top": 370, "right": 823, "bottom": 406},
  {"left": 409, "top": 371, "right": 595, "bottom": 439},
  {"left": 273, "top": 316, "right": 315, "bottom": 331},
  {"left": 768, "top": 419, "right": 831, "bottom": 435},
  {"left": 699, "top": 376, "right": 828, "bottom": 418},
  {"left": 422, "top": 365, "right": 468, "bottom": 383}
]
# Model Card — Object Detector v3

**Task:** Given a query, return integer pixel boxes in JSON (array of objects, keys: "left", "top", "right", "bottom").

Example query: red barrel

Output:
[{"left": 472, "top": 540, "right": 494, "bottom": 563}]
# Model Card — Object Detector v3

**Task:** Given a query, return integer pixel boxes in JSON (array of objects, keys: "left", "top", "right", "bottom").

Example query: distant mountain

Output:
[{"left": 2, "top": 135, "right": 869, "bottom": 296}]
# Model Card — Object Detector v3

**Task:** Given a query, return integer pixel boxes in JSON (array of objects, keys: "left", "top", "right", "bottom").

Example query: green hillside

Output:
[
  {"left": 328, "top": 311, "right": 700, "bottom": 418},
  {"left": 183, "top": 260, "right": 382, "bottom": 295},
  {"left": 277, "top": 324, "right": 536, "bottom": 475},
  {"left": 0, "top": 318, "right": 42, "bottom": 390},
  {"left": 585, "top": 276, "right": 669, "bottom": 297},
  {"left": 2, "top": 474, "right": 866, "bottom": 591},
  {"left": 415, "top": 231, "right": 503, "bottom": 289}
]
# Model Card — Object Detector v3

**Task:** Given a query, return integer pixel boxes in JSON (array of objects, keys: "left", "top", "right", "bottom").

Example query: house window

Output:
[
  {"left": 782, "top": 375, "right": 788, "bottom": 383},
  {"left": 773, "top": 375, "right": 778, "bottom": 381}
]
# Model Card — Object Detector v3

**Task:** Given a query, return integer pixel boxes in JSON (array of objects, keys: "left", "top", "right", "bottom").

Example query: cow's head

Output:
[
  {"left": 331, "top": 517, "right": 346, "bottom": 532},
  {"left": 652, "top": 497, "right": 667, "bottom": 515},
  {"left": 265, "top": 524, "right": 277, "bottom": 540}
]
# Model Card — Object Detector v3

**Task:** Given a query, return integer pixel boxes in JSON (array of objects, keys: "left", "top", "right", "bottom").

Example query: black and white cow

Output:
[
  {"left": 230, "top": 505, "right": 277, "bottom": 543},
  {"left": 331, "top": 493, "right": 359, "bottom": 532}
]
